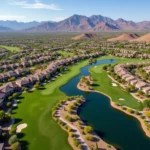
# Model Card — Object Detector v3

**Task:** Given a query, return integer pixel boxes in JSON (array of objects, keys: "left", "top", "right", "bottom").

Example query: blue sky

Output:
[{"left": 0, "top": 0, "right": 150, "bottom": 22}]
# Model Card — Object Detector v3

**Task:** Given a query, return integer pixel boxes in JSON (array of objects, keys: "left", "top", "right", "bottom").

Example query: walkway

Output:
[{"left": 57, "top": 102, "right": 89, "bottom": 150}]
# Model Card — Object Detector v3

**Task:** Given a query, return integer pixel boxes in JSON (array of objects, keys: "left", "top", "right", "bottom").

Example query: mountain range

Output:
[
  {"left": 0, "top": 21, "right": 43, "bottom": 30},
  {"left": 1, "top": 14, "right": 150, "bottom": 32},
  {"left": 26, "top": 15, "right": 150, "bottom": 32},
  {"left": 0, "top": 25, "right": 13, "bottom": 31},
  {"left": 0, "top": 20, "right": 47, "bottom": 30}
]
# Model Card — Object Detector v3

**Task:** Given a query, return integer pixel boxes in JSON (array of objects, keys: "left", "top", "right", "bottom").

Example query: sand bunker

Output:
[
  {"left": 16, "top": 123, "right": 27, "bottom": 133},
  {"left": 112, "top": 83, "right": 117, "bottom": 87},
  {"left": 119, "top": 98, "right": 125, "bottom": 101}
]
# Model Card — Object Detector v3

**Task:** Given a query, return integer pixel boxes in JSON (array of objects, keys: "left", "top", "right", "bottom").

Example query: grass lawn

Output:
[
  {"left": 89, "top": 56, "right": 149, "bottom": 110},
  {"left": 12, "top": 60, "right": 89, "bottom": 150},
  {"left": 58, "top": 50, "right": 75, "bottom": 57},
  {"left": 1, "top": 45, "right": 21, "bottom": 52}
]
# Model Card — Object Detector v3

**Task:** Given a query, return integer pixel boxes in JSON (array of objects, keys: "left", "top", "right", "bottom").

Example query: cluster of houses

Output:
[
  {"left": 0, "top": 52, "right": 103, "bottom": 107},
  {"left": 0, "top": 52, "right": 7, "bottom": 58},
  {"left": 0, "top": 48, "right": 8, "bottom": 58},
  {"left": 143, "top": 66, "right": 150, "bottom": 75},
  {"left": 0, "top": 52, "right": 59, "bottom": 71},
  {"left": 0, "top": 68, "right": 28, "bottom": 83},
  {"left": 114, "top": 64, "right": 150, "bottom": 95},
  {"left": 108, "top": 49, "right": 150, "bottom": 59},
  {"left": 105, "top": 41, "right": 150, "bottom": 50}
]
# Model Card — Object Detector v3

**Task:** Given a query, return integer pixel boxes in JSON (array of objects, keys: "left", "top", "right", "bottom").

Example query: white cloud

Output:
[
  {"left": 0, "top": 15, "right": 26, "bottom": 21},
  {"left": 52, "top": 17, "right": 67, "bottom": 22},
  {"left": 10, "top": 0, "right": 63, "bottom": 10}
]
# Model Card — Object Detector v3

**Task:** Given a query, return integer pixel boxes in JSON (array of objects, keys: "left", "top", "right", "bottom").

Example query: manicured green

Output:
[
  {"left": 12, "top": 60, "right": 89, "bottom": 150},
  {"left": 1, "top": 45, "right": 21, "bottom": 52},
  {"left": 58, "top": 50, "right": 75, "bottom": 57},
  {"left": 89, "top": 57, "right": 149, "bottom": 110}
]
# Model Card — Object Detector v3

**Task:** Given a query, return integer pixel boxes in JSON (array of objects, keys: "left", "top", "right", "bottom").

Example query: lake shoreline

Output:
[
  {"left": 77, "top": 81, "right": 150, "bottom": 138},
  {"left": 53, "top": 97, "right": 116, "bottom": 150}
]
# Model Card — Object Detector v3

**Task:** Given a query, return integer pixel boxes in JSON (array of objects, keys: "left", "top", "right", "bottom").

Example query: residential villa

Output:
[
  {"left": 0, "top": 52, "right": 103, "bottom": 107},
  {"left": 114, "top": 64, "right": 150, "bottom": 94}
]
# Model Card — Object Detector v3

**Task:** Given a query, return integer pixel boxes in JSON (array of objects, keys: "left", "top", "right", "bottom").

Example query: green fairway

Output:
[
  {"left": 89, "top": 57, "right": 148, "bottom": 110},
  {"left": 1, "top": 45, "right": 21, "bottom": 52},
  {"left": 58, "top": 50, "right": 75, "bottom": 57},
  {"left": 12, "top": 60, "right": 89, "bottom": 150}
]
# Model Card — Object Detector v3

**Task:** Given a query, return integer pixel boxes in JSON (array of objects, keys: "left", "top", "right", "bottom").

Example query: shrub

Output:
[
  {"left": 95, "top": 143, "right": 98, "bottom": 150},
  {"left": 7, "top": 108, "right": 12, "bottom": 114},
  {"left": 76, "top": 99, "right": 82, "bottom": 104},
  {"left": 145, "top": 111, "right": 150, "bottom": 118},
  {"left": 9, "top": 127, "right": 16, "bottom": 135},
  {"left": 73, "top": 116, "right": 78, "bottom": 121},
  {"left": 73, "top": 137, "right": 79, "bottom": 147},
  {"left": 52, "top": 110, "right": 56, "bottom": 117},
  {"left": 68, "top": 127, "right": 72, "bottom": 132},
  {"left": 127, "top": 108, "right": 134, "bottom": 113},
  {"left": 85, "top": 135, "right": 93, "bottom": 141},
  {"left": 135, "top": 111, "right": 140, "bottom": 115},
  {"left": 54, "top": 119, "right": 58, "bottom": 124},
  {"left": 78, "top": 144, "right": 83, "bottom": 149},
  {"left": 0, "top": 110, "right": 11, "bottom": 122},
  {"left": 107, "top": 144, "right": 111, "bottom": 148},
  {"left": 77, "top": 120, "right": 81, "bottom": 126},
  {"left": 6, "top": 102, "right": 12, "bottom": 108},
  {"left": 138, "top": 90, "right": 144, "bottom": 95},
  {"left": 68, "top": 109, "right": 74, "bottom": 114},
  {"left": 8, "top": 135, "right": 18, "bottom": 145},
  {"left": 0, "top": 132, "right": 7, "bottom": 140},
  {"left": 8, "top": 96, "right": 13, "bottom": 102},
  {"left": 69, "top": 104, "right": 74, "bottom": 110},
  {"left": 64, "top": 125, "right": 68, "bottom": 130},
  {"left": 12, "top": 93, "right": 18, "bottom": 98},
  {"left": 131, "top": 110, "right": 135, "bottom": 114},
  {"left": 65, "top": 115, "right": 73, "bottom": 122},
  {"left": 73, "top": 102, "right": 78, "bottom": 106},
  {"left": 8, "top": 77, "right": 15, "bottom": 82},
  {"left": 121, "top": 106, "right": 126, "bottom": 110},
  {"left": 84, "top": 126, "right": 93, "bottom": 134},
  {"left": 69, "top": 132, "right": 73, "bottom": 137},
  {"left": 34, "top": 84, "right": 39, "bottom": 89},
  {"left": 103, "top": 65, "right": 108, "bottom": 70},
  {"left": 115, "top": 103, "right": 120, "bottom": 106},
  {"left": 59, "top": 121, "right": 65, "bottom": 126},
  {"left": 11, "top": 142, "right": 20, "bottom": 150},
  {"left": 85, "top": 80, "right": 90, "bottom": 85},
  {"left": 140, "top": 116, "right": 145, "bottom": 119}
]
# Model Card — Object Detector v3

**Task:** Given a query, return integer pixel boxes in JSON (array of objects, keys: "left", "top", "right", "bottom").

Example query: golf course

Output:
[
  {"left": 89, "top": 63, "right": 143, "bottom": 110},
  {"left": 12, "top": 56, "right": 150, "bottom": 150}
]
